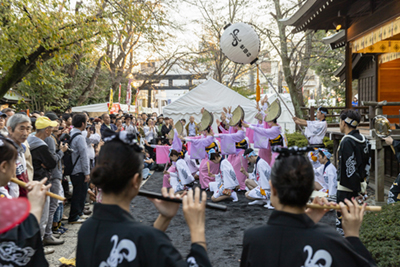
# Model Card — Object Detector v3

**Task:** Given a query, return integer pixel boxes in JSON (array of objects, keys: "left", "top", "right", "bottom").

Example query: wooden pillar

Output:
[
  {"left": 369, "top": 106, "right": 375, "bottom": 129},
  {"left": 345, "top": 39, "right": 353, "bottom": 109},
  {"left": 374, "top": 137, "right": 385, "bottom": 203},
  {"left": 333, "top": 137, "right": 339, "bottom": 168}
]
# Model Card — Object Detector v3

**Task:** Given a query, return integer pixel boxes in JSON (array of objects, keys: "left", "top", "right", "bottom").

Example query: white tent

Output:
[
  {"left": 163, "top": 79, "right": 259, "bottom": 133},
  {"left": 71, "top": 103, "right": 135, "bottom": 117},
  {"left": 267, "top": 93, "right": 296, "bottom": 133}
]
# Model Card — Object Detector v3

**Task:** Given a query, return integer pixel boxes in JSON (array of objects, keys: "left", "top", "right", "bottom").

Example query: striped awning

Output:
[{"left": 352, "top": 17, "right": 400, "bottom": 53}]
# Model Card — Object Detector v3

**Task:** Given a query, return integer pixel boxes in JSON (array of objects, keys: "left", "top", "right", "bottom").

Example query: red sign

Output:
[{"left": 107, "top": 103, "right": 121, "bottom": 114}]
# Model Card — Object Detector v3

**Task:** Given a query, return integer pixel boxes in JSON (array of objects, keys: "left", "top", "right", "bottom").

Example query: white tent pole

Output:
[{"left": 257, "top": 65, "right": 305, "bottom": 135}]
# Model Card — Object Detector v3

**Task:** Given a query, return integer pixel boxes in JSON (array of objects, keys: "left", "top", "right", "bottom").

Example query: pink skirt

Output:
[
  {"left": 258, "top": 147, "right": 272, "bottom": 165},
  {"left": 163, "top": 165, "right": 176, "bottom": 188},
  {"left": 228, "top": 150, "right": 247, "bottom": 190},
  {"left": 199, "top": 158, "right": 219, "bottom": 189},
  {"left": 270, "top": 152, "right": 279, "bottom": 167}
]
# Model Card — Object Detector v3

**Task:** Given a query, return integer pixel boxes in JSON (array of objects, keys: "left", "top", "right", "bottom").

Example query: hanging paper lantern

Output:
[{"left": 220, "top": 22, "right": 260, "bottom": 65}]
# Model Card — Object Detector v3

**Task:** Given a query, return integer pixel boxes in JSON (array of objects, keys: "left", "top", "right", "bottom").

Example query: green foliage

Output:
[
  {"left": 360, "top": 202, "right": 400, "bottom": 267},
  {"left": 323, "top": 137, "right": 333, "bottom": 153},
  {"left": 286, "top": 131, "right": 308, "bottom": 147},
  {"left": 310, "top": 31, "right": 345, "bottom": 105},
  {"left": 0, "top": 0, "right": 175, "bottom": 111},
  {"left": 285, "top": 132, "right": 333, "bottom": 154}
]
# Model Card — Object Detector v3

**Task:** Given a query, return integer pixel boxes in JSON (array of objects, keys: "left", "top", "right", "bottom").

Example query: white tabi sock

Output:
[{"left": 231, "top": 191, "right": 238, "bottom": 202}]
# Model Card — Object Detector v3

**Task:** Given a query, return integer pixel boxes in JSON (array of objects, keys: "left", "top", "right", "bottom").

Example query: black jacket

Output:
[
  {"left": 0, "top": 214, "right": 48, "bottom": 266},
  {"left": 77, "top": 203, "right": 211, "bottom": 267},
  {"left": 241, "top": 210, "right": 376, "bottom": 267},
  {"left": 337, "top": 130, "right": 371, "bottom": 193},
  {"left": 27, "top": 135, "right": 57, "bottom": 181}
]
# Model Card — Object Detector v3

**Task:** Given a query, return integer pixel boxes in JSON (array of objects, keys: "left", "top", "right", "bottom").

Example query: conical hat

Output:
[
  {"left": 254, "top": 111, "right": 265, "bottom": 121},
  {"left": 228, "top": 106, "right": 245, "bottom": 126},
  {"left": 197, "top": 110, "right": 214, "bottom": 132},
  {"left": 264, "top": 99, "right": 281, "bottom": 122},
  {"left": 168, "top": 121, "right": 183, "bottom": 139},
  {"left": 373, "top": 115, "right": 391, "bottom": 137}
]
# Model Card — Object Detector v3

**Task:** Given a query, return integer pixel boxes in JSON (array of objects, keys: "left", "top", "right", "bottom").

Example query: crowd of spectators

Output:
[{"left": 0, "top": 107, "right": 179, "bottom": 256}]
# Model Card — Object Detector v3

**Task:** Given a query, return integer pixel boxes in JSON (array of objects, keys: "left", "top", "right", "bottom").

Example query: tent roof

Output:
[
  {"left": 163, "top": 79, "right": 257, "bottom": 115},
  {"left": 71, "top": 103, "right": 135, "bottom": 113}
]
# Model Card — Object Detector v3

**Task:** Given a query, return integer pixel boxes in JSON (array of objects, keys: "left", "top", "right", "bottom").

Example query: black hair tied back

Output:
[
  {"left": 271, "top": 146, "right": 315, "bottom": 208},
  {"left": 91, "top": 131, "right": 143, "bottom": 194},
  {"left": 272, "top": 146, "right": 314, "bottom": 159}
]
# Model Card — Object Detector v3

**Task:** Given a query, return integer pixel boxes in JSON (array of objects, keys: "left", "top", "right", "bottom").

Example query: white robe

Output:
[
  {"left": 305, "top": 120, "right": 327, "bottom": 145},
  {"left": 209, "top": 159, "right": 239, "bottom": 198},
  {"left": 175, "top": 159, "right": 195, "bottom": 185},
  {"left": 314, "top": 162, "right": 337, "bottom": 196},
  {"left": 184, "top": 153, "right": 199, "bottom": 175},
  {"left": 247, "top": 158, "right": 272, "bottom": 200}
]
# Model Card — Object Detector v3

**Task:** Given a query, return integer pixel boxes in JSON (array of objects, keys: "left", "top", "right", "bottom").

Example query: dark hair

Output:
[
  {"left": 61, "top": 113, "right": 71, "bottom": 121},
  {"left": 209, "top": 151, "right": 221, "bottom": 161},
  {"left": 319, "top": 107, "right": 328, "bottom": 115},
  {"left": 169, "top": 149, "right": 180, "bottom": 157},
  {"left": 244, "top": 148, "right": 254, "bottom": 157},
  {"left": 30, "top": 118, "right": 36, "bottom": 131},
  {"left": 72, "top": 113, "right": 86, "bottom": 128},
  {"left": 270, "top": 155, "right": 314, "bottom": 208},
  {"left": 91, "top": 141, "right": 143, "bottom": 194},
  {"left": 181, "top": 119, "right": 186, "bottom": 123},
  {"left": 340, "top": 109, "right": 361, "bottom": 128},
  {"left": 0, "top": 138, "right": 18, "bottom": 165},
  {"left": 318, "top": 150, "right": 326, "bottom": 158},
  {"left": 146, "top": 118, "right": 151, "bottom": 125},
  {"left": 272, "top": 118, "right": 277, "bottom": 124},
  {"left": 116, "top": 118, "right": 122, "bottom": 122}
]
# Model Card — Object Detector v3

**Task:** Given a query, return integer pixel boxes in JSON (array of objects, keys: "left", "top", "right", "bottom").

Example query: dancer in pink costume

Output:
[
  {"left": 183, "top": 126, "right": 220, "bottom": 190},
  {"left": 214, "top": 121, "right": 248, "bottom": 190},
  {"left": 243, "top": 119, "right": 287, "bottom": 167},
  {"left": 162, "top": 164, "right": 176, "bottom": 188}
]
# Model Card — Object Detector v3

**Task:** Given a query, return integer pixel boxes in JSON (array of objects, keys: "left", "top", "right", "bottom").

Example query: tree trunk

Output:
[
  {"left": 0, "top": 46, "right": 56, "bottom": 99},
  {"left": 273, "top": 0, "right": 304, "bottom": 118},
  {"left": 77, "top": 55, "right": 104, "bottom": 105}
]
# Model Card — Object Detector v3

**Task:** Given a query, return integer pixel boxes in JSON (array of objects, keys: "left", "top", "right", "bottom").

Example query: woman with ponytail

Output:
[
  {"left": 76, "top": 132, "right": 211, "bottom": 267},
  {"left": 207, "top": 149, "right": 239, "bottom": 202},
  {"left": 164, "top": 149, "right": 195, "bottom": 193},
  {"left": 240, "top": 147, "right": 376, "bottom": 267}
]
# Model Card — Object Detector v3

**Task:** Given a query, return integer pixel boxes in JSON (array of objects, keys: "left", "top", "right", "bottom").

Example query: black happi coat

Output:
[
  {"left": 0, "top": 214, "right": 48, "bottom": 267},
  {"left": 337, "top": 130, "right": 371, "bottom": 193},
  {"left": 240, "top": 211, "right": 376, "bottom": 267},
  {"left": 76, "top": 203, "right": 211, "bottom": 267}
]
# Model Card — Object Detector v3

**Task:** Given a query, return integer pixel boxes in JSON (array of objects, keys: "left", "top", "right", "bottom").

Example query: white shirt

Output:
[
  {"left": 314, "top": 162, "right": 337, "bottom": 196},
  {"left": 184, "top": 153, "right": 199, "bottom": 174},
  {"left": 82, "top": 131, "right": 101, "bottom": 160},
  {"left": 144, "top": 126, "right": 157, "bottom": 142},
  {"left": 215, "top": 159, "right": 239, "bottom": 189},
  {"left": 176, "top": 159, "right": 195, "bottom": 185},
  {"left": 248, "top": 158, "right": 271, "bottom": 190},
  {"left": 305, "top": 120, "right": 327, "bottom": 145}
]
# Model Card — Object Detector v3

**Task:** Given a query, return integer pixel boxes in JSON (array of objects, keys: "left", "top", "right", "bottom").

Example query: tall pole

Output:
[{"left": 345, "top": 21, "right": 353, "bottom": 108}]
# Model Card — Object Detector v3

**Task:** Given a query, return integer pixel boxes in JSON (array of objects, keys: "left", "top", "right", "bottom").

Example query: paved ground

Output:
[{"left": 45, "top": 170, "right": 337, "bottom": 267}]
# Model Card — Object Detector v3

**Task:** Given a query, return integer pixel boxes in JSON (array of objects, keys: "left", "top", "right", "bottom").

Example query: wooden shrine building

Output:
[{"left": 282, "top": 0, "right": 400, "bottom": 203}]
